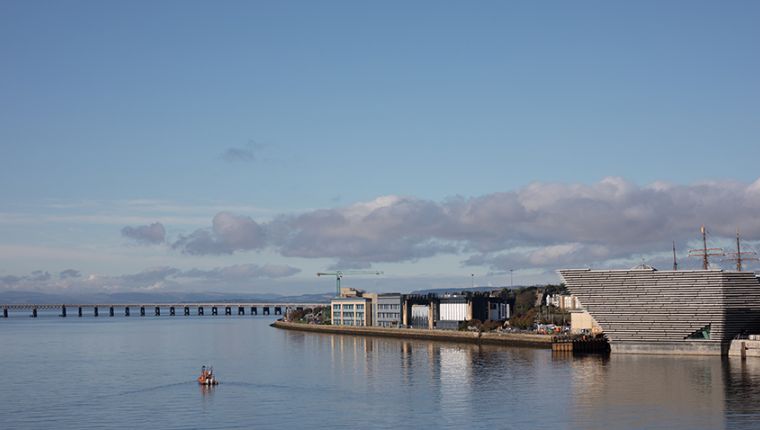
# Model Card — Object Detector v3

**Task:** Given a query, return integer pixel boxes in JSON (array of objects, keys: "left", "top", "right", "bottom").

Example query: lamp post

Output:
[
  {"left": 510, "top": 269, "right": 514, "bottom": 288},
  {"left": 471, "top": 273, "right": 474, "bottom": 289}
]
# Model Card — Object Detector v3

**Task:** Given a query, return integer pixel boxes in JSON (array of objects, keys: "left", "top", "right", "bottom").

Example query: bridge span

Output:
[{"left": 1, "top": 303, "right": 327, "bottom": 318}]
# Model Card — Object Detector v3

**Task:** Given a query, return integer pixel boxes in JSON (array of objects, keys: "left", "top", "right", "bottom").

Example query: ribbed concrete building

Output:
[{"left": 559, "top": 268, "right": 760, "bottom": 355}]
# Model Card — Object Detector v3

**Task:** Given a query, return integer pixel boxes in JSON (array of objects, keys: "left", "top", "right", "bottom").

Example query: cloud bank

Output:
[{"left": 164, "top": 177, "right": 760, "bottom": 272}]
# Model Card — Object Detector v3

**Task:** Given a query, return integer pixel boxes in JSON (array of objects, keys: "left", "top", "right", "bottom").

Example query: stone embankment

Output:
[{"left": 271, "top": 320, "right": 552, "bottom": 348}]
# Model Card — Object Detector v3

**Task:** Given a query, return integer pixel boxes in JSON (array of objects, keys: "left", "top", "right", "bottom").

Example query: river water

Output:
[{"left": 2, "top": 315, "right": 760, "bottom": 429}]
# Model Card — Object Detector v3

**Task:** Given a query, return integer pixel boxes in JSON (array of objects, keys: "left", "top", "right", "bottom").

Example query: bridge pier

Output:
[{"left": 0, "top": 302, "right": 321, "bottom": 321}]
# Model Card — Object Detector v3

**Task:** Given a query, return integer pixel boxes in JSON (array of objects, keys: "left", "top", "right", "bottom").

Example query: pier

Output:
[{"left": 0, "top": 303, "right": 326, "bottom": 319}]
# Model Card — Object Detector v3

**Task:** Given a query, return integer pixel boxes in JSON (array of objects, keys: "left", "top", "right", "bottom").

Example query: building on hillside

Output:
[
  {"left": 331, "top": 297, "right": 372, "bottom": 326},
  {"left": 546, "top": 294, "right": 581, "bottom": 311}
]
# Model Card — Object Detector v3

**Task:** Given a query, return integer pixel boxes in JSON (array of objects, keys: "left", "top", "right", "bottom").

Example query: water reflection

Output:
[
  {"left": 568, "top": 355, "right": 725, "bottom": 429},
  {"left": 199, "top": 384, "right": 215, "bottom": 398},
  {"left": 301, "top": 332, "right": 760, "bottom": 429}
]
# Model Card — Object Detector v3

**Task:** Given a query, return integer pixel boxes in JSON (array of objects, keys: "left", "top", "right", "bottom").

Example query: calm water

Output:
[{"left": 2, "top": 315, "right": 760, "bottom": 429}]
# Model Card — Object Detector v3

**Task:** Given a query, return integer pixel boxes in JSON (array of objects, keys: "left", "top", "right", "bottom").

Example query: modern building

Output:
[
  {"left": 410, "top": 304, "right": 430, "bottom": 329},
  {"left": 488, "top": 300, "right": 510, "bottom": 321},
  {"left": 569, "top": 310, "right": 603, "bottom": 335},
  {"left": 559, "top": 267, "right": 760, "bottom": 355},
  {"left": 364, "top": 293, "right": 402, "bottom": 327},
  {"left": 437, "top": 295, "right": 469, "bottom": 330},
  {"left": 331, "top": 297, "right": 372, "bottom": 326}
]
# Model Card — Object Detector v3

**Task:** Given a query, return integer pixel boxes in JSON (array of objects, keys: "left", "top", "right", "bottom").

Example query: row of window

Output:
[
  {"left": 377, "top": 304, "right": 400, "bottom": 310},
  {"left": 377, "top": 312, "right": 400, "bottom": 320},
  {"left": 333, "top": 304, "right": 365, "bottom": 310},
  {"left": 336, "top": 312, "right": 364, "bottom": 319},
  {"left": 334, "top": 319, "right": 366, "bottom": 326}
]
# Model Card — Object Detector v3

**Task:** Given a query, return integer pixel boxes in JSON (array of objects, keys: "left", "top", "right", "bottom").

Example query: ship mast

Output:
[
  {"left": 672, "top": 241, "right": 678, "bottom": 271},
  {"left": 723, "top": 228, "right": 758, "bottom": 271},
  {"left": 701, "top": 226, "right": 708, "bottom": 270},
  {"left": 736, "top": 229, "right": 742, "bottom": 271},
  {"left": 688, "top": 225, "right": 724, "bottom": 270}
]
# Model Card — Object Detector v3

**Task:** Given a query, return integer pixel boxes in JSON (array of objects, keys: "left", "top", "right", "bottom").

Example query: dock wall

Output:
[{"left": 271, "top": 321, "right": 552, "bottom": 348}]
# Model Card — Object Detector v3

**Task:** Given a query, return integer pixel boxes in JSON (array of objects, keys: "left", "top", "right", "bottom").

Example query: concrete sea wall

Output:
[{"left": 271, "top": 320, "right": 552, "bottom": 348}]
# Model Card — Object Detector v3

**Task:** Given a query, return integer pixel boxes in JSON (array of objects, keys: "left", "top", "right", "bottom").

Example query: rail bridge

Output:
[{"left": 0, "top": 303, "right": 327, "bottom": 318}]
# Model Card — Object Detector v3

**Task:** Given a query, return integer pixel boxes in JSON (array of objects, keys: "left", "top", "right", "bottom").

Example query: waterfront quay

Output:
[
  {"left": 1, "top": 302, "right": 326, "bottom": 318},
  {"left": 272, "top": 320, "right": 552, "bottom": 348}
]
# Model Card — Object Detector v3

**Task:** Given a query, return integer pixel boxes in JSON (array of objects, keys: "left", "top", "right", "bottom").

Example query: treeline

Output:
[{"left": 505, "top": 284, "right": 569, "bottom": 329}]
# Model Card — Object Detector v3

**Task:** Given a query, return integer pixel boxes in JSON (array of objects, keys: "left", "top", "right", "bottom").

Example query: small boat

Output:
[{"left": 197, "top": 365, "right": 219, "bottom": 386}]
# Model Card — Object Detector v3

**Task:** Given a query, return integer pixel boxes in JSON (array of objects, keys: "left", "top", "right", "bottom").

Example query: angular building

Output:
[{"left": 559, "top": 267, "right": 760, "bottom": 355}]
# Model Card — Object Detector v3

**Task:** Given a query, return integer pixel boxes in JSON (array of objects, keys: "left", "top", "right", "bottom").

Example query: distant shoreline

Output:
[{"left": 271, "top": 320, "right": 552, "bottom": 348}]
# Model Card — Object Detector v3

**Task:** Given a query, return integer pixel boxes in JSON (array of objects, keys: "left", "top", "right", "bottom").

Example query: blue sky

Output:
[{"left": 1, "top": 1, "right": 760, "bottom": 295}]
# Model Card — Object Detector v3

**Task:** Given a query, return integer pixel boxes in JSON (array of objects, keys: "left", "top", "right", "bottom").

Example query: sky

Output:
[{"left": 1, "top": 1, "right": 760, "bottom": 296}]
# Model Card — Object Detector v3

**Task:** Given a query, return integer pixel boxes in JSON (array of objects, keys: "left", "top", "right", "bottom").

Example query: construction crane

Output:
[{"left": 317, "top": 270, "right": 383, "bottom": 297}]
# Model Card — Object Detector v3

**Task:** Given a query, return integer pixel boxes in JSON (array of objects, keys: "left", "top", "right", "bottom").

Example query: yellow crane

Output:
[{"left": 317, "top": 270, "right": 383, "bottom": 296}]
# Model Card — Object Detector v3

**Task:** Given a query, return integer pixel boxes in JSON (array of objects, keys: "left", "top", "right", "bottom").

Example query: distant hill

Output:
[{"left": 0, "top": 290, "right": 333, "bottom": 304}]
